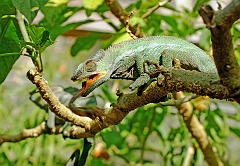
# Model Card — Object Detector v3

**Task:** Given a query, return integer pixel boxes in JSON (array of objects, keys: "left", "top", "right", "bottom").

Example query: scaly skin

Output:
[{"left": 71, "top": 36, "right": 217, "bottom": 97}]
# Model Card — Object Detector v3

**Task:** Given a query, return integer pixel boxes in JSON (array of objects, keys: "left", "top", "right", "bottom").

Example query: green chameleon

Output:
[{"left": 71, "top": 36, "right": 217, "bottom": 97}]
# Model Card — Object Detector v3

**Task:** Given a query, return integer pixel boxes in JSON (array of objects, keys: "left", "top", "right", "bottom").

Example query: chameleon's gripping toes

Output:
[{"left": 71, "top": 36, "right": 217, "bottom": 97}]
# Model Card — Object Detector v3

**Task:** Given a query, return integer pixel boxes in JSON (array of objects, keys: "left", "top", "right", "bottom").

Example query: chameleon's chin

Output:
[{"left": 80, "top": 73, "right": 106, "bottom": 96}]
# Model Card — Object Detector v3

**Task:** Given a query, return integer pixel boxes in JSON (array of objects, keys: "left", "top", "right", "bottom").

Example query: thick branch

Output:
[
  {"left": 0, "top": 122, "right": 66, "bottom": 145},
  {"left": 26, "top": 68, "right": 229, "bottom": 138},
  {"left": 199, "top": 0, "right": 240, "bottom": 102},
  {"left": 0, "top": 121, "right": 93, "bottom": 144},
  {"left": 0, "top": 122, "right": 46, "bottom": 144},
  {"left": 173, "top": 92, "right": 223, "bottom": 166}
]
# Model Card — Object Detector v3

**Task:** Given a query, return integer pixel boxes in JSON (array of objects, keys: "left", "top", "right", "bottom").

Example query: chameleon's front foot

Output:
[
  {"left": 143, "top": 60, "right": 166, "bottom": 86},
  {"left": 129, "top": 73, "right": 150, "bottom": 90}
]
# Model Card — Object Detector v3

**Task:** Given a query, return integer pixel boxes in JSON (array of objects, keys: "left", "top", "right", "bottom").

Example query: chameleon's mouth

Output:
[{"left": 81, "top": 73, "right": 106, "bottom": 96}]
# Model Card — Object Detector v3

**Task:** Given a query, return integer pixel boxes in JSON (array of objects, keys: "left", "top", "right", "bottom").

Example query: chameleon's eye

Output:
[{"left": 84, "top": 60, "right": 97, "bottom": 72}]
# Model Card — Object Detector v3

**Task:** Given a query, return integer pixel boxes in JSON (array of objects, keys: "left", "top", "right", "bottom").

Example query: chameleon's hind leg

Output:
[{"left": 129, "top": 73, "right": 150, "bottom": 90}]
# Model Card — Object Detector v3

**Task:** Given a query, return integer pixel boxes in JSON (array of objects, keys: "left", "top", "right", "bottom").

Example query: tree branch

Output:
[
  {"left": 199, "top": 0, "right": 240, "bottom": 103},
  {"left": 0, "top": 121, "right": 96, "bottom": 144},
  {"left": 0, "top": 121, "right": 62, "bottom": 145},
  {"left": 173, "top": 92, "right": 224, "bottom": 166},
  {"left": 25, "top": 67, "right": 229, "bottom": 139}
]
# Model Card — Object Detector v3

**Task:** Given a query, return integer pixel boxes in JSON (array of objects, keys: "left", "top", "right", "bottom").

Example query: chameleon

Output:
[{"left": 71, "top": 36, "right": 217, "bottom": 97}]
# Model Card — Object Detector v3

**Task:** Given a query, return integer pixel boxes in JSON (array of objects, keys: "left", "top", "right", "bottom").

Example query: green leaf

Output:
[
  {"left": 139, "top": 0, "right": 161, "bottom": 9},
  {"left": 101, "top": 84, "right": 117, "bottom": 103},
  {"left": 83, "top": 0, "right": 104, "bottom": 10},
  {"left": 112, "top": 33, "right": 133, "bottom": 45},
  {"left": 230, "top": 127, "right": 240, "bottom": 138},
  {"left": 11, "top": 0, "right": 48, "bottom": 23},
  {"left": 193, "top": 0, "right": 210, "bottom": 13},
  {"left": 0, "top": 17, "right": 22, "bottom": 84},
  {"left": 27, "top": 25, "right": 53, "bottom": 53},
  {"left": 78, "top": 138, "right": 92, "bottom": 166},
  {"left": 85, "top": 96, "right": 98, "bottom": 106},
  {"left": 101, "top": 129, "right": 125, "bottom": 149},
  {"left": 161, "top": 15, "right": 178, "bottom": 31},
  {"left": 27, "top": 25, "right": 46, "bottom": 45},
  {"left": 40, "top": 4, "right": 87, "bottom": 40},
  {"left": 39, "top": 31, "right": 54, "bottom": 53},
  {"left": 0, "top": 0, "right": 16, "bottom": 18},
  {"left": 199, "top": 29, "right": 211, "bottom": 51},
  {"left": 95, "top": 2, "right": 109, "bottom": 14},
  {"left": 40, "top": 2, "right": 72, "bottom": 27},
  {"left": 71, "top": 34, "right": 104, "bottom": 57},
  {"left": 49, "top": 20, "right": 94, "bottom": 40}
]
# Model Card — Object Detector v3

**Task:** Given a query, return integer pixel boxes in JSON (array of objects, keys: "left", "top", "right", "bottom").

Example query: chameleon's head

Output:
[{"left": 71, "top": 49, "right": 107, "bottom": 96}]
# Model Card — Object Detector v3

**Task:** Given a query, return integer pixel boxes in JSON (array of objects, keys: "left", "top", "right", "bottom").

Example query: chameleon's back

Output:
[{"left": 106, "top": 36, "right": 217, "bottom": 74}]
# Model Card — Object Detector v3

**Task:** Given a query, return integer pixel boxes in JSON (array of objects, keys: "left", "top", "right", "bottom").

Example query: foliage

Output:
[{"left": 0, "top": 0, "right": 240, "bottom": 165}]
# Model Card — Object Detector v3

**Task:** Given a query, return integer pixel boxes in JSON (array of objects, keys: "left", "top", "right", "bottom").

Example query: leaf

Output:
[
  {"left": 230, "top": 127, "right": 240, "bottom": 138},
  {"left": 0, "top": 0, "right": 16, "bottom": 18},
  {"left": 27, "top": 25, "right": 53, "bottom": 53},
  {"left": 95, "top": 2, "right": 109, "bottom": 14},
  {"left": 100, "top": 84, "right": 117, "bottom": 103},
  {"left": 49, "top": 20, "right": 94, "bottom": 40},
  {"left": 139, "top": 0, "right": 161, "bottom": 9},
  {"left": 71, "top": 34, "right": 104, "bottom": 57},
  {"left": 112, "top": 33, "right": 133, "bottom": 45},
  {"left": 78, "top": 138, "right": 92, "bottom": 166},
  {"left": 101, "top": 129, "right": 125, "bottom": 149},
  {"left": 11, "top": 0, "right": 48, "bottom": 23},
  {"left": 39, "top": 31, "right": 54, "bottom": 53},
  {"left": 0, "top": 17, "right": 22, "bottom": 84},
  {"left": 83, "top": 0, "right": 104, "bottom": 10},
  {"left": 27, "top": 25, "right": 46, "bottom": 45},
  {"left": 193, "top": 0, "right": 210, "bottom": 13},
  {"left": 64, "top": 87, "right": 79, "bottom": 95},
  {"left": 199, "top": 29, "right": 211, "bottom": 51},
  {"left": 85, "top": 96, "right": 98, "bottom": 106},
  {"left": 40, "top": 4, "right": 88, "bottom": 40},
  {"left": 40, "top": 2, "right": 73, "bottom": 27},
  {"left": 161, "top": 15, "right": 178, "bottom": 31}
]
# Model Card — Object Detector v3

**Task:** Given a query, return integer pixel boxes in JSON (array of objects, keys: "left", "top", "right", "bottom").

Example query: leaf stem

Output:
[
  {"left": 16, "top": 10, "right": 30, "bottom": 42},
  {"left": 0, "top": 52, "right": 22, "bottom": 57}
]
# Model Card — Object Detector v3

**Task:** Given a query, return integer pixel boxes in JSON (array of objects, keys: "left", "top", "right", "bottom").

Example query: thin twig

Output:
[
  {"left": 182, "top": 146, "right": 195, "bottom": 166},
  {"left": 126, "top": 11, "right": 138, "bottom": 40},
  {"left": 142, "top": 0, "right": 170, "bottom": 19},
  {"left": 159, "top": 94, "right": 198, "bottom": 106}
]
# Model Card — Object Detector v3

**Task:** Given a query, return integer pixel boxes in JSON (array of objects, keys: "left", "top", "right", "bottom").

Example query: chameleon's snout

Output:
[{"left": 71, "top": 76, "right": 78, "bottom": 82}]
